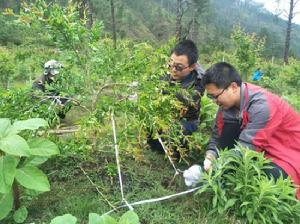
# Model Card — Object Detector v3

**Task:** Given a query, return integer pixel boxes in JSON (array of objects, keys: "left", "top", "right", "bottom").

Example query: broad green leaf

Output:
[
  {"left": 24, "top": 156, "right": 48, "bottom": 166},
  {"left": 0, "top": 155, "right": 19, "bottom": 194},
  {"left": 91, "top": 214, "right": 117, "bottom": 224},
  {"left": 88, "top": 213, "right": 102, "bottom": 224},
  {"left": 15, "top": 166, "right": 50, "bottom": 192},
  {"left": 0, "top": 191, "right": 13, "bottom": 220},
  {"left": 0, "top": 135, "right": 30, "bottom": 157},
  {"left": 50, "top": 214, "right": 77, "bottom": 224},
  {"left": 195, "top": 185, "right": 209, "bottom": 195},
  {"left": 213, "top": 194, "right": 218, "bottom": 208},
  {"left": 0, "top": 119, "right": 11, "bottom": 139},
  {"left": 240, "top": 201, "right": 252, "bottom": 207},
  {"left": 224, "top": 198, "right": 237, "bottom": 211},
  {"left": 246, "top": 209, "right": 254, "bottom": 222},
  {"left": 9, "top": 118, "right": 48, "bottom": 135},
  {"left": 119, "top": 211, "right": 140, "bottom": 224},
  {"left": 13, "top": 206, "right": 28, "bottom": 223},
  {"left": 258, "top": 213, "right": 267, "bottom": 224},
  {"left": 218, "top": 204, "right": 224, "bottom": 214},
  {"left": 28, "top": 138, "right": 59, "bottom": 156}
]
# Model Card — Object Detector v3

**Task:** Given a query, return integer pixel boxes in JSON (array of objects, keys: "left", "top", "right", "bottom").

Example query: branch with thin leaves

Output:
[
  {"left": 32, "top": 94, "right": 91, "bottom": 112},
  {"left": 92, "top": 82, "right": 138, "bottom": 110}
]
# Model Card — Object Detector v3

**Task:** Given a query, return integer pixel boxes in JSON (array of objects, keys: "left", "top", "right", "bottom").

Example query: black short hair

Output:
[
  {"left": 202, "top": 62, "right": 242, "bottom": 88},
  {"left": 171, "top": 39, "right": 198, "bottom": 65}
]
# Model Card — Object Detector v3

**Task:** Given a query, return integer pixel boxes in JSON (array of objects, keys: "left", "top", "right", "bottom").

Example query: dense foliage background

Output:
[{"left": 0, "top": 0, "right": 300, "bottom": 223}]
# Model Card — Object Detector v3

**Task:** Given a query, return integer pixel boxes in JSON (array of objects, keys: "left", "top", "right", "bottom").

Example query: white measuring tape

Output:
[
  {"left": 157, "top": 133, "right": 182, "bottom": 175},
  {"left": 104, "top": 186, "right": 201, "bottom": 215},
  {"left": 111, "top": 111, "right": 133, "bottom": 210},
  {"left": 108, "top": 112, "right": 201, "bottom": 214}
]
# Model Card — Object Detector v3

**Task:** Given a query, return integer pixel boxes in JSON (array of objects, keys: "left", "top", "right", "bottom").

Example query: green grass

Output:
[
  {"left": 0, "top": 83, "right": 239, "bottom": 223},
  {"left": 4, "top": 141, "right": 241, "bottom": 224}
]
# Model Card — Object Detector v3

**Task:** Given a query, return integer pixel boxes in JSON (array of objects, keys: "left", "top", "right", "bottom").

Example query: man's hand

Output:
[
  {"left": 183, "top": 165, "right": 202, "bottom": 187},
  {"left": 180, "top": 107, "right": 188, "bottom": 117},
  {"left": 203, "top": 152, "right": 216, "bottom": 172},
  {"left": 203, "top": 158, "right": 213, "bottom": 171}
]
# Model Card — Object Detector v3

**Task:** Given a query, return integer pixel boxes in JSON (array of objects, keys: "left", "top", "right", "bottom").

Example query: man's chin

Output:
[{"left": 171, "top": 74, "right": 181, "bottom": 80}]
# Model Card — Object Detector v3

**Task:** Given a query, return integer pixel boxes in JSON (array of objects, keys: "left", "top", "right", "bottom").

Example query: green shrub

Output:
[
  {"left": 282, "top": 93, "right": 300, "bottom": 112},
  {"left": 0, "top": 15, "right": 25, "bottom": 45},
  {"left": 197, "top": 145, "right": 300, "bottom": 224},
  {"left": 231, "top": 25, "right": 265, "bottom": 82},
  {"left": 0, "top": 88, "right": 65, "bottom": 126},
  {"left": 0, "top": 47, "right": 15, "bottom": 88}
]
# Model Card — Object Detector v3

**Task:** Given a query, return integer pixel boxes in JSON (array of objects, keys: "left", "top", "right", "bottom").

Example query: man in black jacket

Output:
[{"left": 148, "top": 40, "right": 205, "bottom": 155}]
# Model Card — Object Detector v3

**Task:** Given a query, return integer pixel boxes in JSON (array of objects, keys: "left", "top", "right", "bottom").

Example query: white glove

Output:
[
  {"left": 183, "top": 165, "right": 202, "bottom": 187},
  {"left": 203, "top": 158, "right": 212, "bottom": 171}
]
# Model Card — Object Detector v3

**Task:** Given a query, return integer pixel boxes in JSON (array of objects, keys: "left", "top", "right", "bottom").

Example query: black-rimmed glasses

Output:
[
  {"left": 167, "top": 62, "right": 190, "bottom": 72},
  {"left": 207, "top": 85, "right": 230, "bottom": 100}
]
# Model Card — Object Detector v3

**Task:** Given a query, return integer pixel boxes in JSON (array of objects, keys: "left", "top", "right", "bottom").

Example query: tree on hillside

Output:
[
  {"left": 86, "top": 0, "right": 93, "bottom": 29},
  {"left": 284, "top": 0, "right": 299, "bottom": 64},
  {"left": 15, "top": 0, "right": 21, "bottom": 14},
  {"left": 186, "top": 0, "right": 209, "bottom": 41},
  {"left": 74, "top": 0, "right": 93, "bottom": 29},
  {"left": 109, "top": 0, "right": 117, "bottom": 49},
  {"left": 175, "top": 0, "right": 184, "bottom": 40},
  {"left": 175, "top": 0, "right": 209, "bottom": 41},
  {"left": 231, "top": 25, "right": 265, "bottom": 81}
]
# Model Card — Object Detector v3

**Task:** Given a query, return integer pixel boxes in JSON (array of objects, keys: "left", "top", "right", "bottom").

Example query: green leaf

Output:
[
  {"left": 0, "top": 155, "right": 19, "bottom": 194},
  {"left": 89, "top": 214, "right": 117, "bottom": 224},
  {"left": 0, "top": 119, "right": 11, "bottom": 139},
  {"left": 212, "top": 194, "right": 218, "bottom": 208},
  {"left": 9, "top": 118, "right": 48, "bottom": 135},
  {"left": 119, "top": 211, "right": 140, "bottom": 224},
  {"left": 246, "top": 209, "right": 254, "bottom": 222},
  {"left": 50, "top": 214, "right": 77, "bottom": 224},
  {"left": 224, "top": 198, "right": 237, "bottom": 211},
  {"left": 88, "top": 213, "right": 102, "bottom": 224},
  {"left": 258, "top": 213, "right": 267, "bottom": 224},
  {"left": 0, "top": 191, "right": 13, "bottom": 220},
  {"left": 28, "top": 138, "right": 59, "bottom": 156},
  {"left": 240, "top": 201, "right": 251, "bottom": 207},
  {"left": 217, "top": 204, "right": 224, "bottom": 214},
  {"left": 234, "top": 183, "right": 244, "bottom": 191},
  {"left": 24, "top": 156, "right": 48, "bottom": 166},
  {"left": 0, "top": 135, "right": 30, "bottom": 157},
  {"left": 13, "top": 206, "right": 28, "bottom": 223},
  {"left": 15, "top": 166, "right": 50, "bottom": 192},
  {"left": 195, "top": 185, "right": 209, "bottom": 195}
]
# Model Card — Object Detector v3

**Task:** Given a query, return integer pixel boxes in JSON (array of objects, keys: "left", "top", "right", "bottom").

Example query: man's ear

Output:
[
  {"left": 189, "top": 63, "right": 196, "bottom": 71},
  {"left": 230, "top": 82, "right": 239, "bottom": 92}
]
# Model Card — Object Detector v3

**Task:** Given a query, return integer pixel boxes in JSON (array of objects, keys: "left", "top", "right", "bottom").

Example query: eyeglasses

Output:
[
  {"left": 167, "top": 62, "right": 190, "bottom": 72},
  {"left": 207, "top": 85, "right": 230, "bottom": 100}
]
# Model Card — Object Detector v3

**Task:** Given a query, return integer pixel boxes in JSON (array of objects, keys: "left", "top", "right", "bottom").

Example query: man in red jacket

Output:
[{"left": 202, "top": 62, "right": 300, "bottom": 199}]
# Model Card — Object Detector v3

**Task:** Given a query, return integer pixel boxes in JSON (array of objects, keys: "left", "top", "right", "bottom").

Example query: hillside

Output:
[
  {"left": 92, "top": 0, "right": 300, "bottom": 58},
  {"left": 1, "top": 0, "right": 300, "bottom": 58}
]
